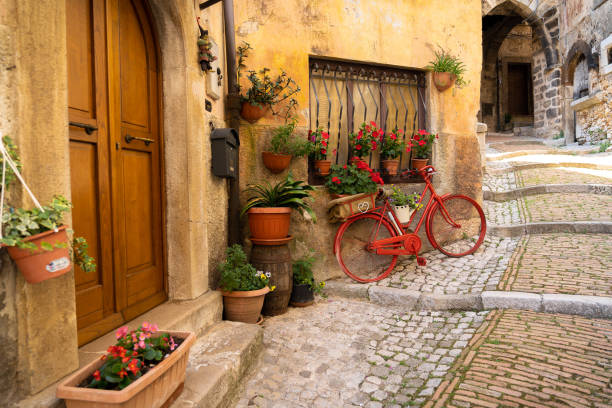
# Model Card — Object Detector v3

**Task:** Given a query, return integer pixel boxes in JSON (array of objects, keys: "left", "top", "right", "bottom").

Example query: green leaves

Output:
[
  {"left": 425, "top": 47, "right": 467, "bottom": 87},
  {"left": 241, "top": 173, "right": 315, "bottom": 221},
  {"left": 269, "top": 117, "right": 312, "bottom": 157},
  {"left": 325, "top": 164, "right": 378, "bottom": 195},
  {"left": 219, "top": 244, "right": 270, "bottom": 292}
]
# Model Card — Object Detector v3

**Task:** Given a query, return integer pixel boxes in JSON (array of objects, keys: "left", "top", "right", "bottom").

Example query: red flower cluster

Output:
[
  {"left": 309, "top": 128, "right": 333, "bottom": 161},
  {"left": 352, "top": 157, "right": 384, "bottom": 186}
]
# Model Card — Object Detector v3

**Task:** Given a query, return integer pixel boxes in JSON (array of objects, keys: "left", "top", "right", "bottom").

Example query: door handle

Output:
[
  {"left": 69, "top": 121, "right": 98, "bottom": 135},
  {"left": 125, "top": 134, "right": 155, "bottom": 146}
]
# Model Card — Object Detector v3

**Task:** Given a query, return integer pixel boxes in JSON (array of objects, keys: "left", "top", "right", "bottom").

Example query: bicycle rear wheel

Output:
[
  {"left": 427, "top": 195, "right": 486, "bottom": 257},
  {"left": 335, "top": 213, "right": 398, "bottom": 283}
]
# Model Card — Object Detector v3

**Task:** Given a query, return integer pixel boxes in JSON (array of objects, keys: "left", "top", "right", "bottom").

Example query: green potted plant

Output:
[
  {"left": 56, "top": 322, "right": 195, "bottom": 407},
  {"left": 348, "top": 121, "right": 381, "bottom": 158},
  {"left": 409, "top": 129, "right": 438, "bottom": 170},
  {"left": 379, "top": 127, "right": 406, "bottom": 176},
  {"left": 0, "top": 136, "right": 95, "bottom": 284},
  {"left": 309, "top": 127, "right": 333, "bottom": 176},
  {"left": 237, "top": 42, "right": 300, "bottom": 123},
  {"left": 325, "top": 157, "right": 384, "bottom": 222},
  {"left": 426, "top": 47, "right": 467, "bottom": 92},
  {"left": 290, "top": 253, "right": 326, "bottom": 307},
  {"left": 262, "top": 114, "right": 312, "bottom": 174},
  {"left": 242, "top": 173, "right": 315, "bottom": 243},
  {"left": 218, "top": 244, "right": 274, "bottom": 323},
  {"left": 386, "top": 185, "right": 422, "bottom": 224}
]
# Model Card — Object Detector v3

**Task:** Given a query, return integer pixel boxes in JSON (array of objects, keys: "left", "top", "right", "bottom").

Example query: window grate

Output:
[{"left": 308, "top": 58, "right": 427, "bottom": 184}]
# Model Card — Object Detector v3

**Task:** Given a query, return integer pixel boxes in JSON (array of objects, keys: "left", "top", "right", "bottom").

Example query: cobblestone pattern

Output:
[
  {"left": 498, "top": 233, "right": 612, "bottom": 296},
  {"left": 483, "top": 170, "right": 517, "bottom": 192},
  {"left": 524, "top": 193, "right": 612, "bottom": 222},
  {"left": 426, "top": 310, "right": 612, "bottom": 408},
  {"left": 235, "top": 300, "right": 488, "bottom": 408},
  {"left": 483, "top": 199, "right": 524, "bottom": 225},
  {"left": 516, "top": 167, "right": 612, "bottom": 187},
  {"left": 365, "top": 237, "right": 519, "bottom": 294}
]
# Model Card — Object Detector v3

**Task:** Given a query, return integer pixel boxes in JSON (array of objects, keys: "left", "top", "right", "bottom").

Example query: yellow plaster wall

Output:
[{"left": 233, "top": 0, "right": 484, "bottom": 281}]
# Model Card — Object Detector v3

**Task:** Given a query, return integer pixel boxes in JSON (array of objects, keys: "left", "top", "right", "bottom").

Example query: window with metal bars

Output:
[{"left": 308, "top": 58, "right": 427, "bottom": 184}]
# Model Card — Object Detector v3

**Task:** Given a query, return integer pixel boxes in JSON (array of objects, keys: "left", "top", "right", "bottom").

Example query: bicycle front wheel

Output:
[
  {"left": 427, "top": 195, "right": 486, "bottom": 257},
  {"left": 335, "top": 214, "right": 398, "bottom": 283}
]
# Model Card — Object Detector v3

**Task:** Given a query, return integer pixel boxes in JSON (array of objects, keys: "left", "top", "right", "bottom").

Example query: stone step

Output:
[{"left": 172, "top": 320, "right": 264, "bottom": 408}]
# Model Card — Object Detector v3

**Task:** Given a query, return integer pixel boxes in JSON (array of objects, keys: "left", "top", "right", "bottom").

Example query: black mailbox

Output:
[{"left": 211, "top": 128, "right": 239, "bottom": 178}]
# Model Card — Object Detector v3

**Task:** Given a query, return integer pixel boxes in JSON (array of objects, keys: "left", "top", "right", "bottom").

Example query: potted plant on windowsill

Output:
[
  {"left": 290, "top": 252, "right": 326, "bottom": 307},
  {"left": 386, "top": 185, "right": 422, "bottom": 224},
  {"left": 348, "top": 121, "right": 381, "bottom": 159},
  {"left": 237, "top": 42, "right": 300, "bottom": 123},
  {"left": 56, "top": 322, "right": 195, "bottom": 408},
  {"left": 242, "top": 173, "right": 315, "bottom": 243},
  {"left": 309, "top": 127, "right": 333, "bottom": 176},
  {"left": 262, "top": 114, "right": 311, "bottom": 174},
  {"left": 410, "top": 129, "right": 438, "bottom": 170},
  {"left": 325, "top": 157, "right": 384, "bottom": 222},
  {"left": 219, "top": 244, "right": 275, "bottom": 323},
  {"left": 426, "top": 47, "right": 467, "bottom": 92},
  {"left": 380, "top": 127, "right": 406, "bottom": 176}
]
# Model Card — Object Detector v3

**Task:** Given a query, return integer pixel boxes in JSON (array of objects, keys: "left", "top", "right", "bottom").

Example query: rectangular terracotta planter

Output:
[{"left": 57, "top": 331, "right": 196, "bottom": 408}]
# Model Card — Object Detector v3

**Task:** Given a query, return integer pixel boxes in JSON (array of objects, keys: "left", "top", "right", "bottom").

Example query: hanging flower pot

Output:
[
  {"left": 262, "top": 151, "right": 292, "bottom": 174},
  {"left": 6, "top": 226, "right": 72, "bottom": 284},
  {"left": 221, "top": 286, "right": 270, "bottom": 323},
  {"left": 411, "top": 158, "right": 429, "bottom": 170},
  {"left": 241, "top": 101, "right": 268, "bottom": 123},
  {"left": 432, "top": 72, "right": 456, "bottom": 92},
  {"left": 313, "top": 159, "right": 331, "bottom": 176},
  {"left": 381, "top": 159, "right": 400, "bottom": 176}
]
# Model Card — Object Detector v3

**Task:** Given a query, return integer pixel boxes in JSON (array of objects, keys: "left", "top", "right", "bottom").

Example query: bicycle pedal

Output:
[{"left": 416, "top": 257, "right": 427, "bottom": 266}]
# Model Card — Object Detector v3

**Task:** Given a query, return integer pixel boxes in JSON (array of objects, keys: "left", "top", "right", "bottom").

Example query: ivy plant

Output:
[{"left": 0, "top": 136, "right": 23, "bottom": 190}]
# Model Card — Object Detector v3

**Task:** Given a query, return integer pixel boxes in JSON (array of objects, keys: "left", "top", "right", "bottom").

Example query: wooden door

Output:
[
  {"left": 68, "top": 0, "right": 166, "bottom": 345},
  {"left": 507, "top": 63, "right": 530, "bottom": 115}
]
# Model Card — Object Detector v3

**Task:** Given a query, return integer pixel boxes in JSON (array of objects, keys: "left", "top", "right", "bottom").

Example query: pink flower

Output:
[
  {"left": 418, "top": 129, "right": 427, "bottom": 136},
  {"left": 142, "top": 322, "right": 150, "bottom": 330},
  {"left": 138, "top": 340, "right": 146, "bottom": 349},
  {"left": 116, "top": 326, "right": 129, "bottom": 339}
]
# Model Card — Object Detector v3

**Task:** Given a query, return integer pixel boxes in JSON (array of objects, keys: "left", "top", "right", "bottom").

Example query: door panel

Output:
[{"left": 68, "top": 0, "right": 165, "bottom": 346}]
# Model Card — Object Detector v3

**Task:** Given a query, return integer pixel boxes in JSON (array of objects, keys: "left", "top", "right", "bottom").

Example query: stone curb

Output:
[
  {"left": 486, "top": 148, "right": 600, "bottom": 161},
  {"left": 487, "top": 221, "right": 612, "bottom": 237},
  {"left": 483, "top": 183, "right": 612, "bottom": 201},
  {"left": 487, "top": 161, "right": 612, "bottom": 174},
  {"left": 325, "top": 282, "right": 612, "bottom": 319}
]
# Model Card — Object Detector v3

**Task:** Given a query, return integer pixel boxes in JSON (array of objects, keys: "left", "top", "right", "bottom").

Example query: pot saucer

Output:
[{"left": 249, "top": 235, "right": 294, "bottom": 246}]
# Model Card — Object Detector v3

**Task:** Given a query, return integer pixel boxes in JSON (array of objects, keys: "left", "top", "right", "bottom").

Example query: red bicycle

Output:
[{"left": 333, "top": 165, "right": 486, "bottom": 283}]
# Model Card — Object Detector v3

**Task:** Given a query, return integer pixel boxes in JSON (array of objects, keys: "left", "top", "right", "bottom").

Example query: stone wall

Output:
[
  {"left": 532, "top": 52, "right": 562, "bottom": 137},
  {"left": 234, "top": 0, "right": 484, "bottom": 281}
]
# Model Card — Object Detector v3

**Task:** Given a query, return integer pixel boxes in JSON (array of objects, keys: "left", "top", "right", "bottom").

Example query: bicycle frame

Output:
[{"left": 339, "top": 167, "right": 459, "bottom": 256}]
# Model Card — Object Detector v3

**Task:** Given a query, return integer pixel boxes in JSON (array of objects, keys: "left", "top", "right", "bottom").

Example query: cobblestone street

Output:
[{"left": 235, "top": 138, "right": 612, "bottom": 407}]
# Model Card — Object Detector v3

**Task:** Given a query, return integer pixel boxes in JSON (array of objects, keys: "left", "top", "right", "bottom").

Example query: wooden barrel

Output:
[{"left": 250, "top": 244, "right": 292, "bottom": 316}]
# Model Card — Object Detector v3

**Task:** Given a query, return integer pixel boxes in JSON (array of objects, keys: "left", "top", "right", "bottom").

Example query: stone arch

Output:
[
  {"left": 482, "top": 0, "right": 558, "bottom": 68},
  {"left": 563, "top": 39, "right": 599, "bottom": 84}
]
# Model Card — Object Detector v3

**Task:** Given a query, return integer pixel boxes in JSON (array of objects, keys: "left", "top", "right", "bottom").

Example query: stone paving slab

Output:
[
  {"left": 235, "top": 299, "right": 488, "bottom": 408},
  {"left": 517, "top": 167, "right": 612, "bottom": 187},
  {"left": 523, "top": 193, "right": 612, "bottom": 222},
  {"left": 483, "top": 199, "right": 524, "bottom": 226},
  {"left": 498, "top": 233, "right": 612, "bottom": 297},
  {"left": 425, "top": 310, "right": 612, "bottom": 408}
]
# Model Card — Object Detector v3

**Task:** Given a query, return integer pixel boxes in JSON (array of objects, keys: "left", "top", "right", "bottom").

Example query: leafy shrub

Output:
[
  {"left": 292, "top": 253, "right": 326, "bottom": 296},
  {"left": 325, "top": 157, "right": 384, "bottom": 195},
  {"left": 308, "top": 127, "right": 332, "bottom": 161},
  {"left": 409, "top": 130, "right": 438, "bottom": 159},
  {"left": 268, "top": 117, "right": 312, "bottom": 157},
  {"left": 349, "top": 121, "right": 381, "bottom": 158},
  {"left": 599, "top": 139, "right": 611, "bottom": 153},
  {"left": 379, "top": 127, "right": 406, "bottom": 160},
  {"left": 219, "top": 244, "right": 272, "bottom": 292}
]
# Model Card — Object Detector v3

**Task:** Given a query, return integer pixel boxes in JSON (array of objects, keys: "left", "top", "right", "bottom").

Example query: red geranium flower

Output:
[
  {"left": 406, "top": 146, "right": 412, "bottom": 153},
  {"left": 322, "top": 140, "right": 328, "bottom": 147},
  {"left": 355, "top": 144, "right": 362, "bottom": 150},
  {"left": 418, "top": 129, "right": 427, "bottom": 135},
  {"left": 414, "top": 134, "right": 420, "bottom": 141},
  {"left": 418, "top": 140, "right": 426, "bottom": 146},
  {"left": 365, "top": 125, "right": 371, "bottom": 132},
  {"left": 93, "top": 370, "right": 101, "bottom": 381},
  {"left": 370, "top": 121, "right": 377, "bottom": 127},
  {"left": 390, "top": 133, "right": 397, "bottom": 140},
  {"left": 331, "top": 176, "right": 341, "bottom": 184},
  {"left": 321, "top": 149, "right": 327, "bottom": 155},
  {"left": 322, "top": 132, "right": 329, "bottom": 139}
]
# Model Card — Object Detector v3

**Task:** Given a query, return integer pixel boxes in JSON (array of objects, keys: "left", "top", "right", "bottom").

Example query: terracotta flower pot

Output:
[
  {"left": 433, "top": 72, "right": 456, "bottom": 92},
  {"left": 247, "top": 207, "right": 291, "bottom": 240},
  {"left": 240, "top": 101, "right": 268, "bottom": 123},
  {"left": 381, "top": 159, "right": 400, "bottom": 176},
  {"left": 411, "top": 158, "right": 429, "bottom": 170},
  {"left": 262, "top": 151, "right": 292, "bottom": 174},
  {"left": 221, "top": 286, "right": 270, "bottom": 323},
  {"left": 290, "top": 283, "right": 314, "bottom": 307},
  {"left": 56, "top": 331, "right": 196, "bottom": 408},
  {"left": 313, "top": 159, "right": 331, "bottom": 176},
  {"left": 6, "top": 226, "right": 72, "bottom": 284}
]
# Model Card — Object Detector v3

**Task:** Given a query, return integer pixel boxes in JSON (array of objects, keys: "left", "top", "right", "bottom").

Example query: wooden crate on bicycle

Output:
[{"left": 327, "top": 192, "right": 377, "bottom": 223}]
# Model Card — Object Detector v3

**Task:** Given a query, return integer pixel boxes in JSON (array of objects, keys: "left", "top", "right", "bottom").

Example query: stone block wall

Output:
[
  {"left": 575, "top": 74, "right": 612, "bottom": 143},
  {"left": 532, "top": 52, "right": 563, "bottom": 138}
]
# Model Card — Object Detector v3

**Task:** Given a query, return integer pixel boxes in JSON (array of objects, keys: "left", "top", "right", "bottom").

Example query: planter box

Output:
[
  {"left": 56, "top": 331, "right": 196, "bottom": 408},
  {"left": 328, "top": 193, "right": 377, "bottom": 223}
]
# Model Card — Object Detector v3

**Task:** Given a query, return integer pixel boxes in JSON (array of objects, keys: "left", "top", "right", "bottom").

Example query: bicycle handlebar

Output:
[{"left": 400, "top": 165, "right": 436, "bottom": 179}]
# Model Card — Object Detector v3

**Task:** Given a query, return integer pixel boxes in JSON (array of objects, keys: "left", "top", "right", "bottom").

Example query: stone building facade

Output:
[
  {"left": 0, "top": 0, "right": 485, "bottom": 406},
  {"left": 481, "top": 0, "right": 612, "bottom": 143}
]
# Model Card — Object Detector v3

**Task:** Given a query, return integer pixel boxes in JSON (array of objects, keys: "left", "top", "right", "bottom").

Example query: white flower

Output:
[{"left": 265, "top": 272, "right": 271, "bottom": 278}]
